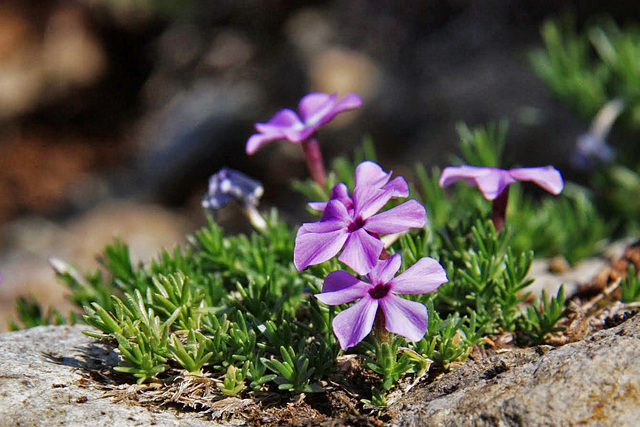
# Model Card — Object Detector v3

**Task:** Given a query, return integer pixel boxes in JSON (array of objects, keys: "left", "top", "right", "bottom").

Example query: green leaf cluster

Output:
[{"left": 53, "top": 212, "right": 335, "bottom": 392}]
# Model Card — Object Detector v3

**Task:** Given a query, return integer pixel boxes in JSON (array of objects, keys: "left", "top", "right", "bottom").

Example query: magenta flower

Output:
[
  {"left": 246, "top": 92, "right": 362, "bottom": 186},
  {"left": 294, "top": 162, "right": 426, "bottom": 275},
  {"left": 315, "top": 254, "right": 448, "bottom": 350},
  {"left": 439, "top": 165, "right": 564, "bottom": 230}
]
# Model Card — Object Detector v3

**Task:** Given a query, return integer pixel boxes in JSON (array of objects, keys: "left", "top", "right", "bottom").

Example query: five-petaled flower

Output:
[
  {"left": 439, "top": 165, "right": 564, "bottom": 201},
  {"left": 439, "top": 165, "right": 564, "bottom": 230},
  {"left": 246, "top": 92, "right": 363, "bottom": 155},
  {"left": 315, "top": 254, "right": 448, "bottom": 350},
  {"left": 246, "top": 92, "right": 363, "bottom": 186},
  {"left": 294, "top": 161, "right": 426, "bottom": 275}
]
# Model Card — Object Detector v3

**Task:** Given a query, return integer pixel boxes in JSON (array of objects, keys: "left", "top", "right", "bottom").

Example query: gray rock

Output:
[
  {"left": 0, "top": 325, "right": 224, "bottom": 426},
  {"left": 390, "top": 313, "right": 640, "bottom": 426}
]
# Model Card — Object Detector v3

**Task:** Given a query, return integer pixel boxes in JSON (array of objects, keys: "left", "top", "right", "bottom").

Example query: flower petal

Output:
[
  {"left": 308, "top": 201, "right": 328, "bottom": 211},
  {"left": 315, "top": 271, "right": 371, "bottom": 305},
  {"left": 246, "top": 133, "right": 278, "bottom": 155},
  {"left": 282, "top": 125, "right": 315, "bottom": 143},
  {"left": 255, "top": 109, "right": 303, "bottom": 132},
  {"left": 382, "top": 176, "right": 409, "bottom": 198},
  {"left": 334, "top": 92, "right": 364, "bottom": 112},
  {"left": 320, "top": 199, "right": 352, "bottom": 222},
  {"left": 472, "top": 170, "right": 514, "bottom": 200},
  {"left": 353, "top": 185, "right": 394, "bottom": 219},
  {"left": 301, "top": 219, "right": 346, "bottom": 233},
  {"left": 309, "top": 183, "right": 354, "bottom": 212},
  {"left": 379, "top": 294, "right": 429, "bottom": 342},
  {"left": 354, "top": 161, "right": 391, "bottom": 188},
  {"left": 298, "top": 93, "right": 336, "bottom": 125},
  {"left": 331, "top": 296, "right": 378, "bottom": 350},
  {"left": 439, "top": 165, "right": 471, "bottom": 188},
  {"left": 440, "top": 166, "right": 515, "bottom": 200},
  {"left": 293, "top": 227, "right": 348, "bottom": 271},
  {"left": 364, "top": 200, "right": 426, "bottom": 234},
  {"left": 299, "top": 92, "right": 362, "bottom": 129},
  {"left": 323, "top": 270, "right": 365, "bottom": 293},
  {"left": 388, "top": 257, "right": 448, "bottom": 294},
  {"left": 366, "top": 254, "right": 402, "bottom": 285},
  {"left": 338, "top": 228, "right": 384, "bottom": 275},
  {"left": 509, "top": 166, "right": 564, "bottom": 195}
]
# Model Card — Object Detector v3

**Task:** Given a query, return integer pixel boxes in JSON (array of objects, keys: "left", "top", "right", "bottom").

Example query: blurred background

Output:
[{"left": 0, "top": 0, "right": 638, "bottom": 330}]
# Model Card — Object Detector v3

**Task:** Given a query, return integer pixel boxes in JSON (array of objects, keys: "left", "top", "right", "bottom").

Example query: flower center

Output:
[
  {"left": 369, "top": 283, "right": 391, "bottom": 299},
  {"left": 347, "top": 216, "right": 365, "bottom": 233}
]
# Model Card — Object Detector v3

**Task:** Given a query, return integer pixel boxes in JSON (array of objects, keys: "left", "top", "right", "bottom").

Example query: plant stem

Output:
[
  {"left": 374, "top": 308, "right": 389, "bottom": 343},
  {"left": 491, "top": 187, "right": 509, "bottom": 232},
  {"left": 244, "top": 203, "right": 267, "bottom": 231},
  {"left": 302, "top": 136, "right": 326, "bottom": 187}
]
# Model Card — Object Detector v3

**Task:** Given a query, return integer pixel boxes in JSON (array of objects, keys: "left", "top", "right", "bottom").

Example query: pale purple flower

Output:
[
  {"left": 573, "top": 98, "right": 624, "bottom": 171},
  {"left": 202, "top": 168, "right": 263, "bottom": 210},
  {"left": 316, "top": 254, "right": 447, "bottom": 350},
  {"left": 246, "top": 92, "right": 363, "bottom": 155},
  {"left": 439, "top": 165, "right": 564, "bottom": 200},
  {"left": 573, "top": 133, "right": 615, "bottom": 170},
  {"left": 308, "top": 161, "right": 409, "bottom": 212},
  {"left": 202, "top": 168, "right": 266, "bottom": 229},
  {"left": 294, "top": 163, "right": 425, "bottom": 275}
]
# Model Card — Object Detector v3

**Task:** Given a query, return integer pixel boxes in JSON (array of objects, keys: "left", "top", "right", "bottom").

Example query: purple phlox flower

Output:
[
  {"left": 246, "top": 92, "right": 363, "bottom": 155},
  {"left": 572, "top": 99, "right": 624, "bottom": 170},
  {"left": 202, "top": 168, "right": 264, "bottom": 210},
  {"left": 308, "top": 161, "right": 409, "bottom": 213},
  {"left": 294, "top": 162, "right": 425, "bottom": 275},
  {"left": 439, "top": 165, "right": 564, "bottom": 200},
  {"left": 572, "top": 133, "right": 615, "bottom": 170},
  {"left": 315, "top": 254, "right": 448, "bottom": 350}
]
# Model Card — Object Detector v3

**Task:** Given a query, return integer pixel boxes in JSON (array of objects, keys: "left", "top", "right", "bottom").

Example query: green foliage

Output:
[
  {"left": 361, "top": 386, "right": 388, "bottom": 407},
  {"left": 594, "top": 165, "right": 640, "bottom": 234},
  {"left": 508, "top": 183, "right": 612, "bottom": 264},
  {"left": 49, "top": 214, "right": 335, "bottom": 390},
  {"left": 455, "top": 121, "right": 508, "bottom": 168},
  {"left": 413, "top": 122, "right": 612, "bottom": 264},
  {"left": 8, "top": 295, "right": 69, "bottom": 331},
  {"left": 19, "top": 135, "right": 627, "bottom": 407},
  {"left": 411, "top": 303, "right": 475, "bottom": 368},
  {"left": 530, "top": 17, "right": 640, "bottom": 233},
  {"left": 621, "top": 264, "right": 640, "bottom": 303},
  {"left": 530, "top": 17, "right": 607, "bottom": 119},
  {"left": 362, "top": 338, "right": 413, "bottom": 391},
  {"left": 426, "top": 217, "right": 533, "bottom": 334},
  {"left": 218, "top": 364, "right": 248, "bottom": 396},
  {"left": 518, "top": 286, "right": 567, "bottom": 345},
  {"left": 261, "top": 345, "right": 324, "bottom": 394}
]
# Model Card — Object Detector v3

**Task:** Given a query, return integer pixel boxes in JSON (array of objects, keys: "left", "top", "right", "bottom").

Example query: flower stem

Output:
[
  {"left": 243, "top": 203, "right": 267, "bottom": 231},
  {"left": 302, "top": 136, "right": 326, "bottom": 187},
  {"left": 491, "top": 187, "right": 509, "bottom": 232},
  {"left": 374, "top": 307, "right": 389, "bottom": 343}
]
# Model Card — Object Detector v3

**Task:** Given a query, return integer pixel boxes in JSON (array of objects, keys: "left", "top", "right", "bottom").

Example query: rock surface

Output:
[
  {"left": 0, "top": 315, "right": 638, "bottom": 426},
  {"left": 0, "top": 325, "right": 224, "bottom": 426},
  {"left": 389, "top": 313, "right": 640, "bottom": 426}
]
